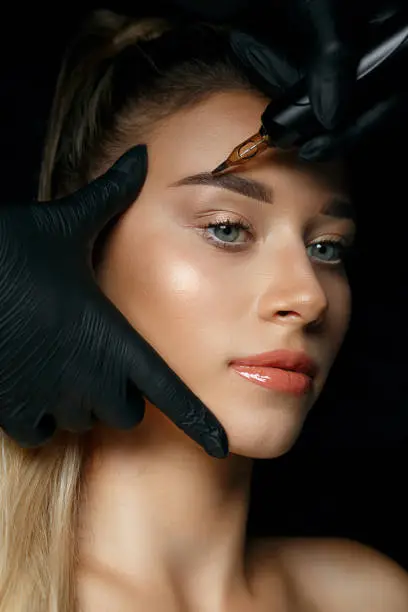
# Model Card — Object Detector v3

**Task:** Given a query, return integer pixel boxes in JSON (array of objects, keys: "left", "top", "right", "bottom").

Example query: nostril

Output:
[{"left": 276, "top": 311, "right": 296, "bottom": 317}]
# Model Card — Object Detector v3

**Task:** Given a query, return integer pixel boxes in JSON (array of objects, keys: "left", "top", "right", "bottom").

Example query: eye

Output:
[
  {"left": 199, "top": 217, "right": 252, "bottom": 250},
  {"left": 307, "top": 238, "right": 351, "bottom": 265}
]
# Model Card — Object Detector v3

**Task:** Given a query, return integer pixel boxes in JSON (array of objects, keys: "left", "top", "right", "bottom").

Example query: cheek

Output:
[{"left": 96, "top": 216, "right": 243, "bottom": 378}]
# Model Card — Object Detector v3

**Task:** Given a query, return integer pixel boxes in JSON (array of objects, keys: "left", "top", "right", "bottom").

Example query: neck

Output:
[{"left": 78, "top": 401, "right": 255, "bottom": 611}]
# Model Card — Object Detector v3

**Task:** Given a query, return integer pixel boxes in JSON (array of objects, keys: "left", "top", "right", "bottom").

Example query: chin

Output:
[{"left": 226, "top": 417, "right": 306, "bottom": 459}]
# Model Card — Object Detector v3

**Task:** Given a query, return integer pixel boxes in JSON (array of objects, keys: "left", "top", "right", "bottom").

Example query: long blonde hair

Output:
[{"left": 0, "top": 10, "right": 263, "bottom": 611}]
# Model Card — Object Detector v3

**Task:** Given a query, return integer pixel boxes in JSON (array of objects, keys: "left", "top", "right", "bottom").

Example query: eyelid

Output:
[
  {"left": 309, "top": 232, "right": 355, "bottom": 247},
  {"left": 193, "top": 210, "right": 254, "bottom": 228},
  {"left": 307, "top": 218, "right": 356, "bottom": 249},
  {"left": 193, "top": 207, "right": 253, "bottom": 220}
]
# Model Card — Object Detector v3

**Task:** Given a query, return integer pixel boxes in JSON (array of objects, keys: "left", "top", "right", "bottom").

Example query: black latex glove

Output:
[
  {"left": 0, "top": 145, "right": 228, "bottom": 458},
  {"left": 170, "top": 0, "right": 387, "bottom": 126},
  {"left": 228, "top": 0, "right": 407, "bottom": 160},
  {"left": 172, "top": 0, "right": 406, "bottom": 160}
]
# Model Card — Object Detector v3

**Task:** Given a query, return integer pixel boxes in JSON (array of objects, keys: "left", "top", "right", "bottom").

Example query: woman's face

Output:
[{"left": 97, "top": 91, "right": 356, "bottom": 458}]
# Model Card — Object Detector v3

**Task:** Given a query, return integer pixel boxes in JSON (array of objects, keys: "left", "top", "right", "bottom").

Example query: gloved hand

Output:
[
  {"left": 172, "top": 0, "right": 407, "bottom": 161},
  {"left": 228, "top": 0, "right": 407, "bottom": 160},
  {"left": 0, "top": 145, "right": 228, "bottom": 458}
]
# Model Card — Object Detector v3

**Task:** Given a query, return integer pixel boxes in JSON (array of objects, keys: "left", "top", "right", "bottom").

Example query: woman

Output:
[{"left": 1, "top": 9, "right": 407, "bottom": 612}]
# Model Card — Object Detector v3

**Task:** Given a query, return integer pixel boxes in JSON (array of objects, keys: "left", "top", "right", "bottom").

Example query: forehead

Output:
[{"left": 143, "top": 90, "right": 348, "bottom": 194}]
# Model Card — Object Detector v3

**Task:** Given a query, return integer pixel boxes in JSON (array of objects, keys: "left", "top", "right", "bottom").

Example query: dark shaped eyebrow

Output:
[
  {"left": 171, "top": 172, "right": 355, "bottom": 221},
  {"left": 171, "top": 172, "right": 274, "bottom": 203}
]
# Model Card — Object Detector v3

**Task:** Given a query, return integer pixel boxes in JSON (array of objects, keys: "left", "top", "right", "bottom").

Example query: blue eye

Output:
[
  {"left": 307, "top": 240, "right": 347, "bottom": 265},
  {"left": 209, "top": 223, "right": 247, "bottom": 243},
  {"left": 201, "top": 218, "right": 251, "bottom": 249}
]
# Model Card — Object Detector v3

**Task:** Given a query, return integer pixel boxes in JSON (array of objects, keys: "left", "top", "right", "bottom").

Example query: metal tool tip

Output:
[{"left": 211, "top": 161, "right": 229, "bottom": 175}]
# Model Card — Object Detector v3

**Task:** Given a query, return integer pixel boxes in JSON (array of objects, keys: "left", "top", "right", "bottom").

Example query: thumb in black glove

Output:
[
  {"left": 291, "top": 0, "right": 363, "bottom": 130},
  {"left": 0, "top": 145, "right": 228, "bottom": 459}
]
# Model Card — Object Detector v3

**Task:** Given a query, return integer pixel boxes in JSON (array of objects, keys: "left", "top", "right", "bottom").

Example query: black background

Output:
[{"left": 1, "top": 2, "right": 407, "bottom": 569}]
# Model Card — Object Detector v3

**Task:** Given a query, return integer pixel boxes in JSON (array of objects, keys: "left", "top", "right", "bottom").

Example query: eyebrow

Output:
[
  {"left": 172, "top": 172, "right": 273, "bottom": 203},
  {"left": 171, "top": 172, "right": 355, "bottom": 221}
]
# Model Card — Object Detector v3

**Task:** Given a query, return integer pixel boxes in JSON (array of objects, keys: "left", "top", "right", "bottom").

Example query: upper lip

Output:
[{"left": 230, "top": 349, "right": 318, "bottom": 378}]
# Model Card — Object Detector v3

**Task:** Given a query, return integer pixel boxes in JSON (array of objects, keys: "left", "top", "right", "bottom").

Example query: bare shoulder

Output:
[{"left": 253, "top": 536, "right": 408, "bottom": 612}]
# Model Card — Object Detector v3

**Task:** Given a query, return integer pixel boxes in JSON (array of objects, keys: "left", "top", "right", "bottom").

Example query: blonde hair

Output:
[{"left": 0, "top": 10, "right": 266, "bottom": 610}]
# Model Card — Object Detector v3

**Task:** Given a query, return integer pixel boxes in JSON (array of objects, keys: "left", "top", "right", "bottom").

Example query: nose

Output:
[{"left": 257, "top": 251, "right": 328, "bottom": 330}]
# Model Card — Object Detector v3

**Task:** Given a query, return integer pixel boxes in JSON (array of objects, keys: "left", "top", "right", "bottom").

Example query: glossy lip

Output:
[
  {"left": 229, "top": 349, "right": 318, "bottom": 379},
  {"left": 230, "top": 366, "right": 312, "bottom": 396}
]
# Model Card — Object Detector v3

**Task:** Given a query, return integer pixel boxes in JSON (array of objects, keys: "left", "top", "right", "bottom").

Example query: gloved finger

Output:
[
  {"left": 91, "top": 382, "right": 146, "bottom": 430},
  {"left": 110, "top": 309, "right": 229, "bottom": 459},
  {"left": 131, "top": 342, "right": 229, "bottom": 459},
  {"left": 52, "top": 387, "right": 104, "bottom": 432},
  {"left": 52, "top": 145, "right": 148, "bottom": 242},
  {"left": 308, "top": 43, "right": 359, "bottom": 130},
  {"left": 229, "top": 30, "right": 302, "bottom": 95},
  {"left": 297, "top": 0, "right": 361, "bottom": 129},
  {"left": 0, "top": 369, "right": 95, "bottom": 444},
  {"left": 298, "top": 93, "right": 407, "bottom": 161},
  {"left": 0, "top": 407, "right": 57, "bottom": 448}
]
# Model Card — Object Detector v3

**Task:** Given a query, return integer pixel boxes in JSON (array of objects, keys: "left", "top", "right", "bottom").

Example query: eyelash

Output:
[{"left": 198, "top": 216, "right": 354, "bottom": 266}]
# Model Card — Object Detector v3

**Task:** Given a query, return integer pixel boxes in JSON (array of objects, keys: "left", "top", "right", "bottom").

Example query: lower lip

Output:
[{"left": 230, "top": 365, "right": 312, "bottom": 396}]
